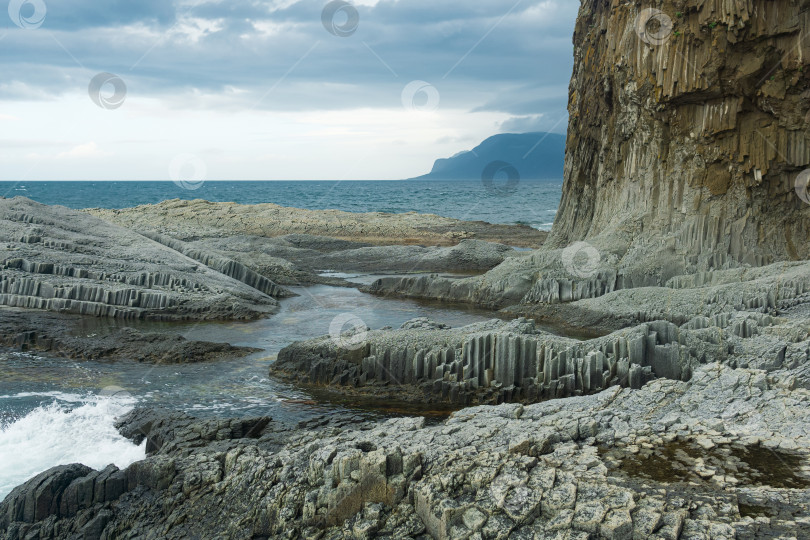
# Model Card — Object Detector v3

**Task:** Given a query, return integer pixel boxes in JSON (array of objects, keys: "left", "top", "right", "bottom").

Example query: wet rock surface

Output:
[
  {"left": 272, "top": 304, "right": 809, "bottom": 408},
  {"left": 0, "top": 309, "right": 259, "bottom": 364},
  {"left": 3, "top": 363, "right": 810, "bottom": 539}
]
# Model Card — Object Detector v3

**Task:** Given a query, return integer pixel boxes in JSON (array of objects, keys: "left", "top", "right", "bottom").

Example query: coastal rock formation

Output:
[
  {"left": 158, "top": 234, "right": 345, "bottom": 287},
  {"left": 86, "top": 201, "right": 542, "bottom": 285},
  {"left": 553, "top": 0, "right": 810, "bottom": 272},
  {"left": 272, "top": 307, "right": 809, "bottom": 406},
  {"left": 192, "top": 235, "right": 524, "bottom": 279},
  {"left": 516, "top": 260, "right": 810, "bottom": 336},
  {"left": 0, "top": 197, "right": 280, "bottom": 321},
  {"left": 112, "top": 408, "right": 274, "bottom": 456},
  {"left": 86, "top": 199, "right": 546, "bottom": 248},
  {"left": 368, "top": 0, "right": 810, "bottom": 314},
  {"left": 3, "top": 2, "right": 810, "bottom": 537},
  {"left": 0, "top": 309, "right": 260, "bottom": 364},
  {"left": 138, "top": 231, "right": 293, "bottom": 298},
  {"left": 3, "top": 362, "right": 810, "bottom": 538},
  {"left": 277, "top": 237, "right": 521, "bottom": 274}
]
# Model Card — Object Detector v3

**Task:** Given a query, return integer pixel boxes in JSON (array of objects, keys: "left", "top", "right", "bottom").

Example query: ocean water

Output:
[
  {"left": 0, "top": 393, "right": 147, "bottom": 499},
  {"left": 0, "top": 180, "right": 561, "bottom": 230}
]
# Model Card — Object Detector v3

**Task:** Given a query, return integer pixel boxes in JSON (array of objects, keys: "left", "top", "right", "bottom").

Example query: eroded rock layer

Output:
[
  {"left": 271, "top": 306, "right": 809, "bottom": 406},
  {"left": 0, "top": 198, "right": 279, "bottom": 321}
]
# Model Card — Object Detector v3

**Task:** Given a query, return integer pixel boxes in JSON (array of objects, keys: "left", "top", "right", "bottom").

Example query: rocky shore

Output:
[
  {"left": 271, "top": 301, "right": 809, "bottom": 408},
  {"left": 0, "top": 197, "right": 284, "bottom": 323},
  {"left": 86, "top": 199, "right": 546, "bottom": 249},
  {"left": 2, "top": 0, "right": 810, "bottom": 538},
  {"left": 0, "top": 309, "right": 259, "bottom": 364},
  {"left": 86, "top": 201, "right": 540, "bottom": 284},
  {"left": 3, "top": 360, "right": 810, "bottom": 539},
  {"left": 0, "top": 195, "right": 530, "bottom": 362}
]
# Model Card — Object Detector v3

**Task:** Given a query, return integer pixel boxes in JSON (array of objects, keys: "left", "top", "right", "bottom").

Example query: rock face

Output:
[
  {"left": 0, "top": 197, "right": 281, "bottom": 321},
  {"left": 552, "top": 0, "right": 810, "bottom": 273},
  {"left": 272, "top": 305, "right": 806, "bottom": 406},
  {"left": 3, "top": 362, "right": 810, "bottom": 539},
  {"left": 367, "top": 0, "right": 810, "bottom": 315}
]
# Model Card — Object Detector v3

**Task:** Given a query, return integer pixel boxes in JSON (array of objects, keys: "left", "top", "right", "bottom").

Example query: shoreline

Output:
[
  {"left": 2, "top": 188, "right": 810, "bottom": 537},
  {"left": 2, "top": 0, "right": 810, "bottom": 535}
]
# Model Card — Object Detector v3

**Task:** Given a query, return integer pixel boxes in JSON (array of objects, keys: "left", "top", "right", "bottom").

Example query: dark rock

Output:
[
  {"left": 0, "top": 309, "right": 260, "bottom": 364},
  {"left": 115, "top": 408, "right": 272, "bottom": 457},
  {"left": 0, "top": 464, "right": 93, "bottom": 528}
]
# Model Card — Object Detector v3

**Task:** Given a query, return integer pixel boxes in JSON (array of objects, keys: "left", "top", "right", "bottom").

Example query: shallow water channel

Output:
[
  {"left": 1, "top": 277, "right": 516, "bottom": 496},
  {"left": 0, "top": 279, "right": 507, "bottom": 423}
]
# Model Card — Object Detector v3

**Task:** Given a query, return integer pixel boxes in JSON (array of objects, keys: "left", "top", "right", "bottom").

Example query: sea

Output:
[
  {"left": 0, "top": 179, "right": 562, "bottom": 231},
  {"left": 0, "top": 179, "right": 562, "bottom": 499}
]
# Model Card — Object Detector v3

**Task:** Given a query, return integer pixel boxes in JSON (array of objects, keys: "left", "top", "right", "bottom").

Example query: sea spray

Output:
[{"left": 0, "top": 392, "right": 146, "bottom": 500}]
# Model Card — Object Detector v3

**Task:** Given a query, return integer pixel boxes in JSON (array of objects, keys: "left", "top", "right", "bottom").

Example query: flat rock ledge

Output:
[
  {"left": 2, "top": 362, "right": 809, "bottom": 539},
  {"left": 151, "top": 234, "right": 527, "bottom": 285},
  {"left": 0, "top": 309, "right": 260, "bottom": 364},
  {"left": 363, "top": 259, "right": 810, "bottom": 329},
  {"left": 86, "top": 199, "right": 547, "bottom": 249}
]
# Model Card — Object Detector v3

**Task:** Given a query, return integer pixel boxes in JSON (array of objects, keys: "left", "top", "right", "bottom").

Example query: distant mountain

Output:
[{"left": 409, "top": 132, "right": 565, "bottom": 181}]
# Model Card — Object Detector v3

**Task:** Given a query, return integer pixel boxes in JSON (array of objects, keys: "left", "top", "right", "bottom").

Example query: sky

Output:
[{"left": 0, "top": 0, "right": 579, "bottom": 181}]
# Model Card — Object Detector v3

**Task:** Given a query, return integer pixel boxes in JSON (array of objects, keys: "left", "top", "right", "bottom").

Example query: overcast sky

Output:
[{"left": 0, "top": 0, "right": 578, "bottom": 180}]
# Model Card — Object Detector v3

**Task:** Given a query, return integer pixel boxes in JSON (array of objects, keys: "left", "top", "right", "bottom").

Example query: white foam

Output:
[
  {"left": 0, "top": 391, "right": 93, "bottom": 402},
  {"left": 0, "top": 394, "right": 146, "bottom": 500}
]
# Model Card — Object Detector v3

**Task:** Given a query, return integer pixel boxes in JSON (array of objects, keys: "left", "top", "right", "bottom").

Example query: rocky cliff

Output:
[
  {"left": 552, "top": 0, "right": 810, "bottom": 276},
  {"left": 369, "top": 0, "right": 810, "bottom": 325}
]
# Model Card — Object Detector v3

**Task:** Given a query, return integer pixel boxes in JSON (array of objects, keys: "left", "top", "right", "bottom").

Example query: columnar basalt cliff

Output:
[
  {"left": 368, "top": 0, "right": 810, "bottom": 316},
  {"left": 551, "top": 0, "right": 810, "bottom": 278}
]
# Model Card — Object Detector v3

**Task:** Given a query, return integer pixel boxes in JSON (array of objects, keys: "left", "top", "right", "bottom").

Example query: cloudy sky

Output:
[{"left": 0, "top": 0, "right": 578, "bottom": 180}]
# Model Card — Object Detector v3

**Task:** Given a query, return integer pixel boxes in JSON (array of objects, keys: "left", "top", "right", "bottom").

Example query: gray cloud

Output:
[{"left": 0, "top": 0, "right": 577, "bottom": 118}]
